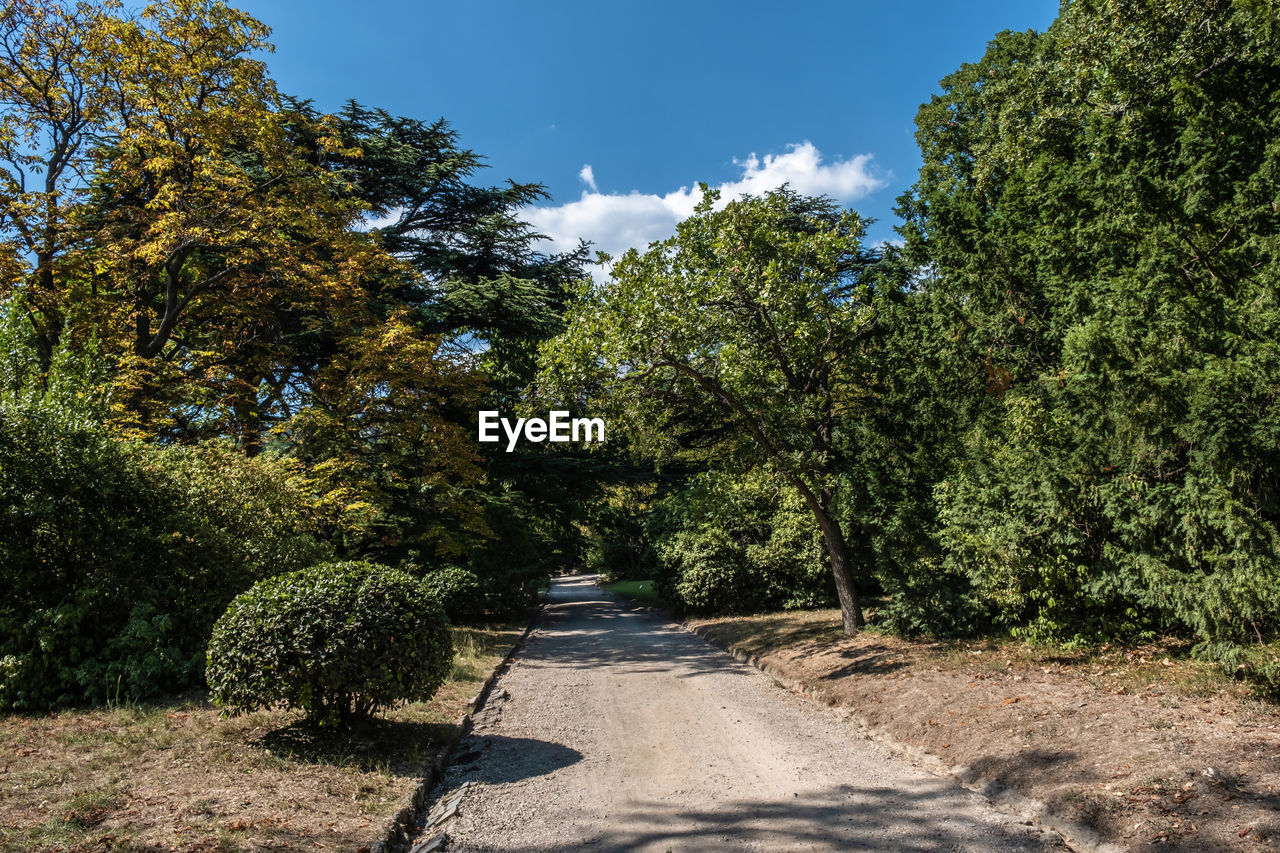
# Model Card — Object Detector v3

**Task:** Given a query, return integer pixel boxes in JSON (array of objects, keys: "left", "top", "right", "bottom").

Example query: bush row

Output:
[
  {"left": 0, "top": 402, "right": 323, "bottom": 710},
  {"left": 645, "top": 471, "right": 837, "bottom": 616}
]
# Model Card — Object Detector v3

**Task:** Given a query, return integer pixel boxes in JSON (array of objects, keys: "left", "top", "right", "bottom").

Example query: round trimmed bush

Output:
[
  {"left": 421, "top": 566, "right": 485, "bottom": 624},
  {"left": 206, "top": 561, "right": 452, "bottom": 724}
]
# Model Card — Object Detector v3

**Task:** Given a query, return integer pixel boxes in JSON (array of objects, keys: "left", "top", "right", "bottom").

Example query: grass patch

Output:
[
  {"left": 603, "top": 579, "right": 665, "bottom": 605},
  {"left": 0, "top": 623, "right": 523, "bottom": 853}
]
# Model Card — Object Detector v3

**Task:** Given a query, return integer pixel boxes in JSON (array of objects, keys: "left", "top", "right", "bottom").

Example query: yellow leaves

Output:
[
  {"left": 279, "top": 303, "right": 487, "bottom": 548},
  {"left": 4, "top": 0, "right": 498, "bottom": 562},
  {"left": 984, "top": 355, "right": 1015, "bottom": 396}
]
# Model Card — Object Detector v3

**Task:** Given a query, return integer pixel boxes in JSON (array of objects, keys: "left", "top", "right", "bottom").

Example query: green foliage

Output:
[
  {"left": 648, "top": 471, "right": 834, "bottom": 616},
  {"left": 542, "top": 187, "right": 886, "bottom": 633},
  {"left": 206, "top": 561, "right": 453, "bottom": 725},
  {"left": 894, "top": 0, "right": 1280, "bottom": 665},
  {"left": 325, "top": 98, "right": 587, "bottom": 350},
  {"left": 1193, "top": 640, "right": 1280, "bottom": 701},
  {"left": 3, "top": 0, "right": 589, "bottom": 697},
  {"left": 662, "top": 527, "right": 757, "bottom": 614},
  {"left": 0, "top": 309, "right": 324, "bottom": 710},
  {"left": 8, "top": 0, "right": 1280, "bottom": 712},
  {"left": 0, "top": 426, "right": 323, "bottom": 709},
  {"left": 458, "top": 486, "right": 556, "bottom": 618},
  {"left": 584, "top": 488, "right": 651, "bottom": 581},
  {"left": 393, "top": 484, "right": 559, "bottom": 625},
  {"left": 603, "top": 580, "right": 663, "bottom": 605},
  {"left": 420, "top": 566, "right": 485, "bottom": 625},
  {"left": 933, "top": 392, "right": 1161, "bottom": 644}
]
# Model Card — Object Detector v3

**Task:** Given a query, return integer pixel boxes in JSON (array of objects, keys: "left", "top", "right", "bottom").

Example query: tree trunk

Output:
[
  {"left": 235, "top": 399, "right": 264, "bottom": 458},
  {"left": 803, "top": 497, "right": 866, "bottom": 636}
]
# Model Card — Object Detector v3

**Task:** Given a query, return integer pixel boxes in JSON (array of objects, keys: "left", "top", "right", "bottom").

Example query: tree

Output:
[
  {"left": 542, "top": 187, "right": 882, "bottom": 635},
  {"left": 0, "top": 303, "right": 325, "bottom": 709},
  {"left": 0, "top": 0, "right": 110, "bottom": 366},
  {"left": 1, "top": 0, "right": 595, "bottom": 592},
  {"left": 0, "top": 0, "right": 379, "bottom": 443},
  {"left": 81, "top": 1, "right": 382, "bottom": 446},
  {"left": 259, "top": 101, "right": 592, "bottom": 566},
  {"left": 898, "top": 0, "right": 1280, "bottom": 649}
]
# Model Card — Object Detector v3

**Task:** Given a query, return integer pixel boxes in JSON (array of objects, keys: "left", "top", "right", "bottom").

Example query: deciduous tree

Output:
[{"left": 542, "top": 188, "right": 883, "bottom": 635}]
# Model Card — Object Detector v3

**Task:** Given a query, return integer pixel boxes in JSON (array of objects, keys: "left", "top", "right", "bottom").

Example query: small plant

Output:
[{"left": 206, "top": 561, "right": 453, "bottom": 726}]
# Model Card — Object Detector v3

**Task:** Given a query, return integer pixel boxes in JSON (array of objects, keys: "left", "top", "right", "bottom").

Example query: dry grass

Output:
[
  {"left": 696, "top": 607, "right": 1256, "bottom": 701},
  {"left": 0, "top": 625, "right": 522, "bottom": 853}
]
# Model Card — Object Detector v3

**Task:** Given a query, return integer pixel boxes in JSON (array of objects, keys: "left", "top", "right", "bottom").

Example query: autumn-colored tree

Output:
[
  {"left": 0, "top": 0, "right": 112, "bottom": 365},
  {"left": 1, "top": 1, "right": 376, "bottom": 438},
  {"left": 279, "top": 311, "right": 487, "bottom": 560},
  {"left": 82, "top": 2, "right": 386, "bottom": 447}
]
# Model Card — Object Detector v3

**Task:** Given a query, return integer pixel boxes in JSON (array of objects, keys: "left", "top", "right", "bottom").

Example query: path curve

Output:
[{"left": 432, "top": 576, "right": 1066, "bottom": 852}]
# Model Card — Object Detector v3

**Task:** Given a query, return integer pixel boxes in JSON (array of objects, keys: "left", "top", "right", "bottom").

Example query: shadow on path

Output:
[
  {"left": 514, "top": 576, "right": 760, "bottom": 680},
  {"left": 449, "top": 780, "right": 1054, "bottom": 852},
  {"left": 448, "top": 734, "right": 583, "bottom": 786}
]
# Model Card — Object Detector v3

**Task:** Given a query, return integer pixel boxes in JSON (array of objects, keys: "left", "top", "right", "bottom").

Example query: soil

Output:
[
  {"left": 687, "top": 609, "right": 1280, "bottom": 853},
  {"left": 429, "top": 576, "right": 1065, "bottom": 852}
]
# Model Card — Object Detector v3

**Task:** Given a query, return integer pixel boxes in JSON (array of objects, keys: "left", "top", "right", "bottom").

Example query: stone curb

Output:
[
  {"left": 594, "top": 583, "right": 1124, "bottom": 853},
  {"left": 364, "top": 605, "right": 544, "bottom": 853}
]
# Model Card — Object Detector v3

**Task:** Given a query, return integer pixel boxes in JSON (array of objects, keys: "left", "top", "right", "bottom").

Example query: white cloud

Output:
[
  {"left": 527, "top": 142, "right": 887, "bottom": 265},
  {"left": 722, "top": 144, "right": 883, "bottom": 201}
]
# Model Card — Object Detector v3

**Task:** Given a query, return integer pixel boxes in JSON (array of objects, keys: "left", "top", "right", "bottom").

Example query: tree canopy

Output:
[{"left": 542, "top": 187, "right": 884, "bottom": 634}]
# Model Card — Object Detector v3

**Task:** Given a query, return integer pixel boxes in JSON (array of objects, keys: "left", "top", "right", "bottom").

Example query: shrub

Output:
[
  {"left": 0, "top": 420, "right": 324, "bottom": 710},
  {"left": 0, "top": 318, "right": 325, "bottom": 709},
  {"left": 666, "top": 528, "right": 761, "bottom": 614},
  {"left": 584, "top": 499, "right": 649, "bottom": 581},
  {"left": 421, "top": 565, "right": 485, "bottom": 624},
  {"left": 462, "top": 497, "right": 551, "bottom": 619},
  {"left": 206, "top": 561, "right": 453, "bottom": 724},
  {"left": 648, "top": 471, "right": 836, "bottom": 615}
]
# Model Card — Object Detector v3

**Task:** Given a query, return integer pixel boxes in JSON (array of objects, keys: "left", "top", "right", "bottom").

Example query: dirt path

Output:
[{"left": 428, "top": 577, "right": 1067, "bottom": 852}]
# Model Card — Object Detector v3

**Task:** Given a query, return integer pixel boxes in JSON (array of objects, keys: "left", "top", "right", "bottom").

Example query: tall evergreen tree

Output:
[{"left": 899, "top": 0, "right": 1280, "bottom": 648}]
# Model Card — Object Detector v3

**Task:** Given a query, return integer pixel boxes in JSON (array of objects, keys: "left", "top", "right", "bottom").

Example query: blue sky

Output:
[{"left": 240, "top": 1, "right": 1059, "bottom": 258}]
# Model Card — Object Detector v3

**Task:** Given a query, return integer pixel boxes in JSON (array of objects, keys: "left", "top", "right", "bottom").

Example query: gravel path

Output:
[{"left": 431, "top": 576, "right": 1067, "bottom": 852}]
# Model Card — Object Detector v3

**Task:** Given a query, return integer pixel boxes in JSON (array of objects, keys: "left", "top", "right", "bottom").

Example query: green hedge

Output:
[
  {"left": 648, "top": 471, "right": 835, "bottom": 615},
  {"left": 0, "top": 408, "right": 323, "bottom": 710}
]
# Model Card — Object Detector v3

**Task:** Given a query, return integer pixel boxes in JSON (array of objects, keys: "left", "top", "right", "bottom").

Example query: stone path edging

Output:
[{"left": 365, "top": 606, "right": 544, "bottom": 853}]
